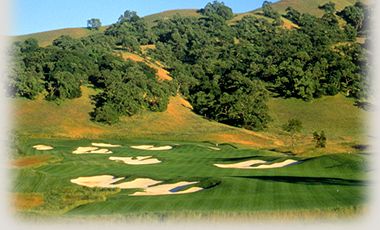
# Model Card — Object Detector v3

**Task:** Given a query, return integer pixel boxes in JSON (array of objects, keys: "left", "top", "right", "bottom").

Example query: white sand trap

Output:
[
  {"left": 70, "top": 175, "right": 124, "bottom": 188},
  {"left": 33, "top": 145, "right": 53, "bottom": 151},
  {"left": 91, "top": 143, "right": 121, "bottom": 148},
  {"left": 109, "top": 156, "right": 161, "bottom": 165},
  {"left": 73, "top": 147, "right": 112, "bottom": 154},
  {"left": 214, "top": 160, "right": 267, "bottom": 169},
  {"left": 71, "top": 175, "right": 161, "bottom": 189},
  {"left": 214, "top": 159, "right": 298, "bottom": 169},
  {"left": 130, "top": 145, "right": 172, "bottom": 151},
  {"left": 115, "top": 178, "right": 162, "bottom": 189},
  {"left": 130, "top": 181, "right": 203, "bottom": 196},
  {"left": 250, "top": 159, "right": 298, "bottom": 169},
  {"left": 208, "top": 147, "right": 221, "bottom": 151}
]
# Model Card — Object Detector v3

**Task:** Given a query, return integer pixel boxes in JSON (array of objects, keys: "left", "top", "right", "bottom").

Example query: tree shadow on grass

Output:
[{"left": 233, "top": 176, "right": 366, "bottom": 187}]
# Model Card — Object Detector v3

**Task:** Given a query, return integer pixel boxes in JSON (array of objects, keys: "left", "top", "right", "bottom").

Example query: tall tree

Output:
[
  {"left": 199, "top": 1, "right": 234, "bottom": 20},
  {"left": 87, "top": 18, "right": 102, "bottom": 30}
]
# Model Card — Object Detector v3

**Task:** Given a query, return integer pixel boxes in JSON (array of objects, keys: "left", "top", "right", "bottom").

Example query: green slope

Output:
[{"left": 13, "top": 138, "right": 367, "bottom": 218}]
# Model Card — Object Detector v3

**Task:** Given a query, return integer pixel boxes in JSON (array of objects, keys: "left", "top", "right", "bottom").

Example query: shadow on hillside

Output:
[{"left": 233, "top": 176, "right": 366, "bottom": 187}]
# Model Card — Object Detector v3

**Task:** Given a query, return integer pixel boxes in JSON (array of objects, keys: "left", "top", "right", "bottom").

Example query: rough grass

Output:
[
  {"left": 13, "top": 85, "right": 279, "bottom": 149},
  {"left": 11, "top": 155, "right": 53, "bottom": 168},
  {"left": 12, "top": 193, "right": 44, "bottom": 211},
  {"left": 266, "top": 94, "right": 369, "bottom": 155},
  {"left": 267, "top": 94, "right": 368, "bottom": 139},
  {"left": 12, "top": 138, "right": 367, "bottom": 218},
  {"left": 13, "top": 86, "right": 368, "bottom": 154}
]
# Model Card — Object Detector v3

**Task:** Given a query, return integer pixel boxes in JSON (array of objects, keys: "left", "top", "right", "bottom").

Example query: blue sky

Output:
[{"left": 12, "top": 0, "right": 278, "bottom": 35}]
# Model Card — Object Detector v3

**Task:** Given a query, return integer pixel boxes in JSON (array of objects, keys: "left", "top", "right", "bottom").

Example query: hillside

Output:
[
  {"left": 12, "top": 9, "right": 201, "bottom": 46},
  {"left": 269, "top": 0, "right": 358, "bottom": 17},
  {"left": 13, "top": 47, "right": 368, "bottom": 155},
  {"left": 12, "top": 0, "right": 368, "bottom": 155},
  {"left": 13, "top": 0, "right": 361, "bottom": 46},
  {"left": 13, "top": 27, "right": 105, "bottom": 47},
  {"left": 143, "top": 9, "right": 201, "bottom": 27}
]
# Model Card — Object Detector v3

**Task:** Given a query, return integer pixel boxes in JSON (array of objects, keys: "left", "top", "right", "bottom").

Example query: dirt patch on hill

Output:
[
  {"left": 119, "top": 52, "right": 172, "bottom": 81},
  {"left": 12, "top": 193, "right": 44, "bottom": 211},
  {"left": 11, "top": 155, "right": 52, "bottom": 168}
]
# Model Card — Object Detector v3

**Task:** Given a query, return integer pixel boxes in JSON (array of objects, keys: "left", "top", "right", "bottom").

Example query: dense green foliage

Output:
[
  {"left": 10, "top": 17, "right": 172, "bottom": 123},
  {"left": 149, "top": 1, "right": 367, "bottom": 129},
  {"left": 337, "top": 2, "right": 368, "bottom": 34},
  {"left": 90, "top": 55, "right": 173, "bottom": 124},
  {"left": 10, "top": 1, "right": 368, "bottom": 130},
  {"left": 199, "top": 1, "right": 234, "bottom": 20}
]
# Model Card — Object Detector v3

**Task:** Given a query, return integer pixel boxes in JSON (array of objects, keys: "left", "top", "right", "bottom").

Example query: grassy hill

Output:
[
  {"left": 13, "top": 27, "right": 106, "bottom": 47},
  {"left": 13, "top": 0, "right": 362, "bottom": 47},
  {"left": 143, "top": 9, "right": 201, "bottom": 27},
  {"left": 13, "top": 86, "right": 368, "bottom": 155},
  {"left": 270, "top": 0, "right": 358, "bottom": 17}
]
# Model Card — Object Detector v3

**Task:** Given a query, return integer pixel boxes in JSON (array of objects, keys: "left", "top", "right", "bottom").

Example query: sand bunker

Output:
[
  {"left": 214, "top": 159, "right": 298, "bottom": 169},
  {"left": 130, "top": 145, "right": 173, "bottom": 151},
  {"left": 70, "top": 175, "right": 161, "bottom": 189},
  {"left": 33, "top": 145, "right": 53, "bottom": 151},
  {"left": 250, "top": 159, "right": 298, "bottom": 169},
  {"left": 208, "top": 147, "right": 221, "bottom": 151},
  {"left": 130, "top": 181, "right": 203, "bottom": 196},
  {"left": 91, "top": 143, "right": 121, "bottom": 148},
  {"left": 116, "top": 178, "right": 162, "bottom": 189},
  {"left": 70, "top": 175, "right": 124, "bottom": 188},
  {"left": 214, "top": 160, "right": 267, "bottom": 169},
  {"left": 109, "top": 156, "right": 161, "bottom": 165},
  {"left": 73, "top": 147, "right": 112, "bottom": 154}
]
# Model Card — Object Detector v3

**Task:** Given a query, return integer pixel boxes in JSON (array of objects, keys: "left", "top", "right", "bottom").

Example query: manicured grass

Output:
[{"left": 12, "top": 138, "right": 367, "bottom": 219}]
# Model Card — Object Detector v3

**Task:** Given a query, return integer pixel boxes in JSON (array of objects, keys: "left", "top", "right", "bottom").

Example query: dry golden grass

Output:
[
  {"left": 11, "top": 155, "right": 52, "bottom": 168},
  {"left": 12, "top": 193, "right": 44, "bottom": 211},
  {"left": 13, "top": 27, "right": 106, "bottom": 47},
  {"left": 14, "top": 89, "right": 277, "bottom": 149},
  {"left": 118, "top": 51, "right": 173, "bottom": 81}
]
